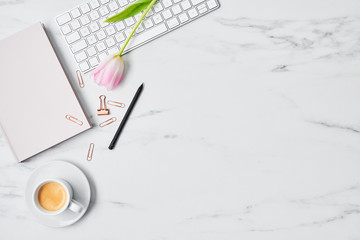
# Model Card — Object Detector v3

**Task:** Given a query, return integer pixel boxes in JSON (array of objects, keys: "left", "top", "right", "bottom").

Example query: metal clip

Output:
[
  {"left": 65, "top": 115, "right": 83, "bottom": 126},
  {"left": 107, "top": 100, "right": 125, "bottom": 108},
  {"left": 97, "top": 95, "right": 109, "bottom": 115},
  {"left": 87, "top": 143, "right": 94, "bottom": 161},
  {"left": 76, "top": 70, "right": 85, "bottom": 88},
  {"left": 99, "top": 117, "right": 117, "bottom": 127}
]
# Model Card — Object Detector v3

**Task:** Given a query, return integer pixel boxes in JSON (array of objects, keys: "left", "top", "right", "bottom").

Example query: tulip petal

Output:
[
  {"left": 106, "top": 68, "right": 120, "bottom": 91},
  {"left": 108, "top": 58, "right": 124, "bottom": 90},
  {"left": 92, "top": 55, "right": 117, "bottom": 85},
  {"left": 92, "top": 55, "right": 125, "bottom": 91},
  {"left": 92, "top": 55, "right": 114, "bottom": 76},
  {"left": 99, "top": 59, "right": 118, "bottom": 86}
]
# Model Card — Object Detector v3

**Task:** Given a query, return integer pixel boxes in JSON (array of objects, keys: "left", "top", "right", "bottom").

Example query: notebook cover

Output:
[{"left": 0, "top": 22, "right": 91, "bottom": 162}]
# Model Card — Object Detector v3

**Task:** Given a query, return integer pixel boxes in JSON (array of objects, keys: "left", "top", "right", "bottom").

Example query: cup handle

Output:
[{"left": 68, "top": 199, "right": 83, "bottom": 213}]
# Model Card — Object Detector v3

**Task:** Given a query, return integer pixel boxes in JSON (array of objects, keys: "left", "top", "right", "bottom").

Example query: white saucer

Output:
[{"left": 26, "top": 161, "right": 91, "bottom": 227}]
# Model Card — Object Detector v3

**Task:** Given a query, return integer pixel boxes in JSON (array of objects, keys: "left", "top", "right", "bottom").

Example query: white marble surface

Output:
[{"left": 1, "top": 0, "right": 360, "bottom": 239}]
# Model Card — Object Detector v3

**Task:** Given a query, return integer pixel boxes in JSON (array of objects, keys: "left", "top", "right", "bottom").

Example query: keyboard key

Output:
[
  {"left": 124, "top": 29, "right": 133, "bottom": 38},
  {"left": 115, "top": 32, "right": 125, "bottom": 42},
  {"left": 191, "top": 0, "right": 205, "bottom": 5},
  {"left": 87, "top": 46, "right": 97, "bottom": 56},
  {"left": 147, "top": 8, "right": 154, "bottom": 17},
  {"left": 57, "top": 13, "right": 72, "bottom": 25},
  {"left": 166, "top": 17, "right": 179, "bottom": 29},
  {"left": 188, "top": 8, "right": 198, "bottom": 18},
  {"left": 174, "top": 0, "right": 182, "bottom": 3},
  {"left": 171, "top": 5, "right": 182, "bottom": 15},
  {"left": 118, "top": 0, "right": 128, "bottom": 7},
  {"left": 100, "top": 0, "right": 110, "bottom": 4},
  {"left": 206, "top": 0, "right": 217, "bottom": 9},
  {"left": 132, "top": 13, "right": 141, "bottom": 21},
  {"left": 162, "top": 0, "right": 172, "bottom": 8},
  {"left": 181, "top": 0, "right": 191, "bottom": 10},
  {"left": 80, "top": 15, "right": 91, "bottom": 25},
  {"left": 135, "top": 23, "right": 145, "bottom": 33},
  {"left": 96, "top": 42, "right": 107, "bottom": 52},
  {"left": 99, "top": 6, "right": 109, "bottom": 16},
  {"left": 80, "top": 27, "right": 91, "bottom": 37},
  {"left": 89, "top": 11, "right": 100, "bottom": 20},
  {"left": 115, "top": 21, "right": 125, "bottom": 31},
  {"left": 162, "top": 9, "right": 172, "bottom": 19},
  {"left": 105, "top": 25, "right": 116, "bottom": 35},
  {"left": 98, "top": 52, "right": 108, "bottom": 61},
  {"left": 125, "top": 17, "right": 135, "bottom": 27},
  {"left": 105, "top": 37, "right": 116, "bottom": 47},
  {"left": 89, "top": 22, "right": 100, "bottom": 32},
  {"left": 178, "top": 13, "right": 189, "bottom": 23},
  {"left": 80, "top": 4, "right": 91, "bottom": 14},
  {"left": 61, "top": 24, "right": 71, "bottom": 35},
  {"left": 99, "top": 18, "right": 109, "bottom": 28},
  {"left": 108, "top": 1, "right": 119, "bottom": 11},
  {"left": 153, "top": 3, "right": 163, "bottom": 12},
  {"left": 70, "top": 19, "right": 81, "bottom": 30},
  {"left": 87, "top": 35, "right": 97, "bottom": 45},
  {"left": 126, "top": 23, "right": 167, "bottom": 50},
  {"left": 89, "top": 57, "right": 99, "bottom": 67},
  {"left": 89, "top": 0, "right": 100, "bottom": 9},
  {"left": 79, "top": 61, "right": 90, "bottom": 71},
  {"left": 70, "top": 8, "right": 81, "bottom": 18},
  {"left": 75, "top": 51, "right": 87, "bottom": 62},
  {"left": 96, "top": 30, "right": 106, "bottom": 40},
  {"left": 70, "top": 39, "right": 87, "bottom": 53},
  {"left": 143, "top": 19, "right": 154, "bottom": 29},
  {"left": 152, "top": 14, "right": 163, "bottom": 24},
  {"left": 197, "top": 4, "right": 207, "bottom": 14},
  {"left": 107, "top": 46, "right": 119, "bottom": 55},
  {"left": 66, "top": 32, "right": 80, "bottom": 44}
]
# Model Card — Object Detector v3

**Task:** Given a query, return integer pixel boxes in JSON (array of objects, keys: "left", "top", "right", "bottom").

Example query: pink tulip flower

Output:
[
  {"left": 92, "top": 0, "right": 157, "bottom": 90},
  {"left": 91, "top": 55, "right": 125, "bottom": 91}
]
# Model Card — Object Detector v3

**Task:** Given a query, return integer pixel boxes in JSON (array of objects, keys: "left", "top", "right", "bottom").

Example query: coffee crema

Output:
[{"left": 38, "top": 182, "right": 67, "bottom": 211}]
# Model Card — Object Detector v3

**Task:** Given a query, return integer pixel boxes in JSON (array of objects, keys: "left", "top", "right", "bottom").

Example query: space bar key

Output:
[{"left": 124, "top": 23, "right": 168, "bottom": 51}]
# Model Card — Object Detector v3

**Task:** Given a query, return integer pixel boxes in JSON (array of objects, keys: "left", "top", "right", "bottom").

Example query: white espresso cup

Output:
[{"left": 33, "top": 179, "right": 82, "bottom": 215}]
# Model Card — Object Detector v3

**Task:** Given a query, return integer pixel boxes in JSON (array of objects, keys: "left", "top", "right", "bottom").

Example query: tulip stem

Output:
[{"left": 117, "top": 0, "right": 158, "bottom": 56}]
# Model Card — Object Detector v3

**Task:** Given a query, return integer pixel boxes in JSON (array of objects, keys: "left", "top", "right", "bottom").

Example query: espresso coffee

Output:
[{"left": 38, "top": 182, "right": 67, "bottom": 211}]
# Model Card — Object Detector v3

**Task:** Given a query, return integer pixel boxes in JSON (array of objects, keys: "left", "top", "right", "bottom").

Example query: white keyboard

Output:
[{"left": 56, "top": 0, "right": 220, "bottom": 73}]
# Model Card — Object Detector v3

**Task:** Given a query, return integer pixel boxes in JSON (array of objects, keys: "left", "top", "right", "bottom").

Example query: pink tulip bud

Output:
[{"left": 91, "top": 55, "right": 125, "bottom": 91}]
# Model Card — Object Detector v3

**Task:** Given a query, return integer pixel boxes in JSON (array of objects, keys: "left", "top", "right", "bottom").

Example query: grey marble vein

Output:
[
  {"left": 0, "top": 192, "right": 22, "bottom": 198},
  {"left": 216, "top": 16, "right": 360, "bottom": 61},
  {"left": 0, "top": 0, "right": 24, "bottom": 6},
  {"left": 108, "top": 201, "right": 138, "bottom": 209},
  {"left": 249, "top": 209, "right": 360, "bottom": 232},
  {"left": 134, "top": 109, "right": 170, "bottom": 118},
  {"left": 309, "top": 120, "right": 360, "bottom": 134}
]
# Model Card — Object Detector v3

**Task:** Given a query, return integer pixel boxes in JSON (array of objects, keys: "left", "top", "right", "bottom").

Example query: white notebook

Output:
[{"left": 0, "top": 22, "right": 91, "bottom": 162}]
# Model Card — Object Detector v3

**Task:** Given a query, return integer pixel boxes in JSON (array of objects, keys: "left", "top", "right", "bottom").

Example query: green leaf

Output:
[{"left": 105, "top": 0, "right": 153, "bottom": 22}]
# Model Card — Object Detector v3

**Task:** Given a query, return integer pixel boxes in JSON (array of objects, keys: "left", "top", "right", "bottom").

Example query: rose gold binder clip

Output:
[
  {"left": 97, "top": 95, "right": 109, "bottom": 115},
  {"left": 76, "top": 70, "right": 85, "bottom": 88},
  {"left": 87, "top": 143, "right": 94, "bottom": 161},
  {"left": 107, "top": 100, "right": 125, "bottom": 108},
  {"left": 99, "top": 117, "right": 117, "bottom": 127},
  {"left": 65, "top": 115, "right": 83, "bottom": 126}
]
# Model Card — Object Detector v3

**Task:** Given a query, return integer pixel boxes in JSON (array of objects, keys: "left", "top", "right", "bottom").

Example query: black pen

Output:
[{"left": 108, "top": 83, "right": 144, "bottom": 150}]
